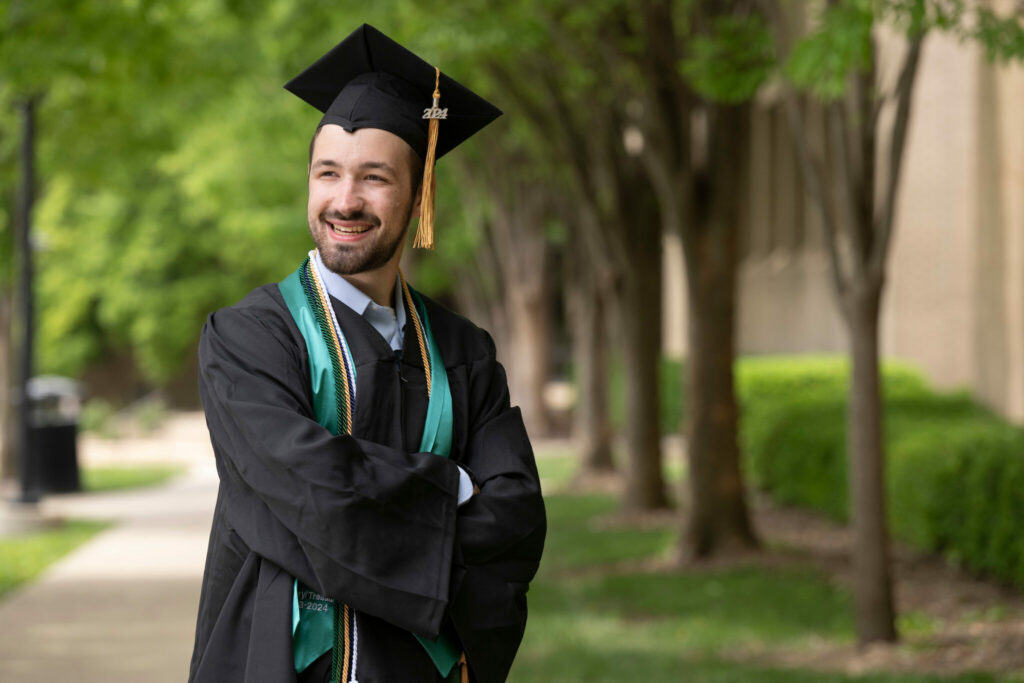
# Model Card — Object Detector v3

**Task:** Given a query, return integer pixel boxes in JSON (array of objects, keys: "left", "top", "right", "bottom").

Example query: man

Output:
[{"left": 188, "top": 25, "right": 546, "bottom": 683}]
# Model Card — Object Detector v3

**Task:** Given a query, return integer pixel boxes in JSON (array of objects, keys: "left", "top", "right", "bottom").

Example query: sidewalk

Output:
[{"left": 0, "top": 413, "right": 218, "bottom": 683}]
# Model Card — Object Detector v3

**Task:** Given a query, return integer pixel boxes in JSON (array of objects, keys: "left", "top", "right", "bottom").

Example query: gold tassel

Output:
[
  {"left": 458, "top": 652, "right": 469, "bottom": 683},
  {"left": 414, "top": 67, "right": 442, "bottom": 250}
]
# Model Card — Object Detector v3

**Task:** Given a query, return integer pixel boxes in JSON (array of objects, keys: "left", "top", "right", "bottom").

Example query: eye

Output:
[{"left": 365, "top": 173, "right": 389, "bottom": 183}]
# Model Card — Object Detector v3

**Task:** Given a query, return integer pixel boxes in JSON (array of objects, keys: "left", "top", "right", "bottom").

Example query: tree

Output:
[
  {"left": 563, "top": 206, "right": 615, "bottom": 474},
  {"left": 451, "top": 148, "right": 560, "bottom": 439},
  {"left": 446, "top": 1, "right": 673, "bottom": 508},
  {"left": 534, "top": 6, "right": 672, "bottom": 510},
  {"left": 762, "top": 0, "right": 1024, "bottom": 643},
  {"left": 625, "top": 0, "right": 765, "bottom": 553},
  {"left": 0, "top": 0, "right": 274, "bottom": 386}
]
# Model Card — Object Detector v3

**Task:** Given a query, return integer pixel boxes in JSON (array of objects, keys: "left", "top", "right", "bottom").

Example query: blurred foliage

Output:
[
  {"left": 784, "top": 1, "right": 875, "bottom": 99},
  {"left": 79, "top": 397, "right": 119, "bottom": 437},
  {"left": 0, "top": 5, "right": 412, "bottom": 381},
  {"left": 0, "top": 0, "right": 572, "bottom": 385},
  {"left": 682, "top": 14, "right": 775, "bottom": 103},
  {"left": 783, "top": 0, "right": 1024, "bottom": 101},
  {"left": 1, "top": 0, "right": 1020, "bottom": 388},
  {"left": 737, "top": 356, "right": 1024, "bottom": 587}
]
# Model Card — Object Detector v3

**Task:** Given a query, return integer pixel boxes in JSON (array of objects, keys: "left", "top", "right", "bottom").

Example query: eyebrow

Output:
[
  {"left": 359, "top": 161, "right": 398, "bottom": 175},
  {"left": 310, "top": 159, "right": 398, "bottom": 175},
  {"left": 311, "top": 159, "right": 340, "bottom": 171}
]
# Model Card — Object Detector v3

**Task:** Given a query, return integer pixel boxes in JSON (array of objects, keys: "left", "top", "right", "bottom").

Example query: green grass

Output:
[
  {"left": 81, "top": 464, "right": 184, "bottom": 493},
  {"left": 517, "top": 455, "right": 1007, "bottom": 682},
  {"left": 0, "top": 520, "right": 109, "bottom": 598}
]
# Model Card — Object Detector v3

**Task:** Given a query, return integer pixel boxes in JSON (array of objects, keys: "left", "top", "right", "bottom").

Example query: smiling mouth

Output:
[{"left": 329, "top": 223, "right": 372, "bottom": 235}]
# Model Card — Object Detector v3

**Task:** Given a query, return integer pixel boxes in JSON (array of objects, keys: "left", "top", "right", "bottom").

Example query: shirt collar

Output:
[{"left": 313, "top": 250, "right": 406, "bottom": 350}]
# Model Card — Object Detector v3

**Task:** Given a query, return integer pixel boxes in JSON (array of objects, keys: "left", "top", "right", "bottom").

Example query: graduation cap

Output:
[{"left": 285, "top": 24, "right": 502, "bottom": 249}]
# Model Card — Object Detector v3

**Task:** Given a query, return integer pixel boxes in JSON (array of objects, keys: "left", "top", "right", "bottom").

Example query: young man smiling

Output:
[
  {"left": 307, "top": 126, "right": 422, "bottom": 303},
  {"left": 188, "top": 25, "right": 546, "bottom": 683}
]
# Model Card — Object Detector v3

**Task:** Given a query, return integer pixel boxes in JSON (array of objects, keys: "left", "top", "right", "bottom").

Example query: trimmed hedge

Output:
[{"left": 737, "top": 356, "right": 1024, "bottom": 587}]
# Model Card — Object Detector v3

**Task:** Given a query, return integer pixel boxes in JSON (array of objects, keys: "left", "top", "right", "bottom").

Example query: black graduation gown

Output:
[{"left": 188, "top": 283, "right": 546, "bottom": 683}]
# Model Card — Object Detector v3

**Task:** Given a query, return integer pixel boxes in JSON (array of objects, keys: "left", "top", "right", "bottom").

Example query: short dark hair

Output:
[
  {"left": 308, "top": 126, "right": 321, "bottom": 165},
  {"left": 308, "top": 126, "right": 424, "bottom": 196}
]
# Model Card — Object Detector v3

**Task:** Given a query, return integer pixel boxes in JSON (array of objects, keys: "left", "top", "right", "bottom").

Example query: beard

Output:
[{"left": 311, "top": 206, "right": 412, "bottom": 275}]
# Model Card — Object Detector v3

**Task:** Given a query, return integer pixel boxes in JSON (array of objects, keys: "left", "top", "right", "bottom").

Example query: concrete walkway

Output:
[{"left": 0, "top": 413, "right": 218, "bottom": 683}]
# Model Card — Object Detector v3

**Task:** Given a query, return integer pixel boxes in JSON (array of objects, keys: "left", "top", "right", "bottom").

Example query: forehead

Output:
[{"left": 311, "top": 125, "right": 416, "bottom": 172}]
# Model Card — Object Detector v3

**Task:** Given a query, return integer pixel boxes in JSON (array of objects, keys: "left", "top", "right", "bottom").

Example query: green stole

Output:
[{"left": 278, "top": 255, "right": 459, "bottom": 680}]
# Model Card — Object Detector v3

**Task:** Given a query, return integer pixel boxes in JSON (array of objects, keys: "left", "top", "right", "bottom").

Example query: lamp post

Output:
[{"left": 14, "top": 97, "right": 39, "bottom": 504}]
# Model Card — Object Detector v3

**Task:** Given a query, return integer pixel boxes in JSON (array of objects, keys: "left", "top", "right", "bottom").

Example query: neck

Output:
[{"left": 342, "top": 261, "right": 399, "bottom": 307}]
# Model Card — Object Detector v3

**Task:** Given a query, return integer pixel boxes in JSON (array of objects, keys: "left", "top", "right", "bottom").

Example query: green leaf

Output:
[
  {"left": 972, "top": 7, "right": 1024, "bottom": 63},
  {"left": 682, "top": 14, "right": 775, "bottom": 103},
  {"left": 784, "top": 0, "right": 875, "bottom": 100}
]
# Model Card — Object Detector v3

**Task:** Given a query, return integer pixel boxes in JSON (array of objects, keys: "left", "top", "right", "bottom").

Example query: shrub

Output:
[{"left": 737, "top": 356, "right": 1024, "bottom": 587}]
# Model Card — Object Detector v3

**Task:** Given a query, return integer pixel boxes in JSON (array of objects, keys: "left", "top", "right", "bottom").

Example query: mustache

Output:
[{"left": 322, "top": 210, "right": 381, "bottom": 227}]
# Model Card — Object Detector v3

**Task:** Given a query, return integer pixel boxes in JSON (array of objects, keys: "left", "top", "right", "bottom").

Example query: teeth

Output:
[{"left": 331, "top": 224, "right": 369, "bottom": 235}]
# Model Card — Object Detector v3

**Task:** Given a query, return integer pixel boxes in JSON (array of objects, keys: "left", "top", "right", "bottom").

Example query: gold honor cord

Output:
[{"left": 400, "top": 270, "right": 432, "bottom": 393}]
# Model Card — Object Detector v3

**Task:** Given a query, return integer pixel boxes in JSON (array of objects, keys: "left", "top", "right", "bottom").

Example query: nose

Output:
[{"left": 332, "top": 177, "right": 364, "bottom": 216}]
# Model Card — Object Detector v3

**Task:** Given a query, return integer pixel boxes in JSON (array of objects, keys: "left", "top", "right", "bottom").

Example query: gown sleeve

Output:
[
  {"left": 198, "top": 301, "right": 462, "bottom": 640},
  {"left": 447, "top": 331, "right": 548, "bottom": 683}
]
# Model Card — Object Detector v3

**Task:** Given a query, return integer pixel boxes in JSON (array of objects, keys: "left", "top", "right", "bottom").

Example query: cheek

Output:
[
  {"left": 365, "top": 189, "right": 406, "bottom": 221},
  {"left": 384, "top": 188, "right": 413, "bottom": 214},
  {"left": 307, "top": 185, "right": 329, "bottom": 213}
]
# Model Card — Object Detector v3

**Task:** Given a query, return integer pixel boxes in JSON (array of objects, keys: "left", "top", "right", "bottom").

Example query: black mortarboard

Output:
[
  {"left": 285, "top": 25, "right": 502, "bottom": 248},
  {"left": 285, "top": 24, "right": 501, "bottom": 159}
]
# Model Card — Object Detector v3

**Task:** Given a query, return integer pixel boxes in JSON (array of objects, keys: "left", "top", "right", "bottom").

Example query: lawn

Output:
[
  {"left": 81, "top": 463, "right": 184, "bottom": 492},
  {"left": 0, "top": 520, "right": 109, "bottom": 599},
  {"left": 513, "top": 453, "right": 1018, "bottom": 683}
]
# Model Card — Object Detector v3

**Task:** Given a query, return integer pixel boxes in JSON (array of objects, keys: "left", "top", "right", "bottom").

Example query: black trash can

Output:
[{"left": 27, "top": 376, "right": 82, "bottom": 494}]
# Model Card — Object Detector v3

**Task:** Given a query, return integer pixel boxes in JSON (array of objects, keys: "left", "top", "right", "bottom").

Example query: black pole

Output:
[{"left": 15, "top": 97, "right": 38, "bottom": 504}]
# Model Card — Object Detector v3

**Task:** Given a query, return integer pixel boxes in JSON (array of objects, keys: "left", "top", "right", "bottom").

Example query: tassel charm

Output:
[{"left": 415, "top": 67, "right": 443, "bottom": 250}]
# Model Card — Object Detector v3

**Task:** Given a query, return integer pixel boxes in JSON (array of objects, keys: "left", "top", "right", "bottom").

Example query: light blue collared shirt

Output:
[
  {"left": 313, "top": 251, "right": 406, "bottom": 351},
  {"left": 312, "top": 251, "right": 473, "bottom": 504}
]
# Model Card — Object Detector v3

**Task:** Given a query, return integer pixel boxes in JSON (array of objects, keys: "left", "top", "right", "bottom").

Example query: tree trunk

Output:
[
  {"left": 844, "top": 284, "right": 898, "bottom": 643},
  {"left": 455, "top": 159, "right": 556, "bottom": 438},
  {"left": 568, "top": 270, "right": 614, "bottom": 472},
  {"left": 0, "top": 289, "right": 15, "bottom": 485},
  {"left": 507, "top": 284, "right": 554, "bottom": 440},
  {"left": 680, "top": 103, "right": 759, "bottom": 558},
  {"left": 683, "top": 259, "right": 758, "bottom": 556},
  {"left": 617, "top": 212, "right": 670, "bottom": 511},
  {"left": 760, "top": 0, "right": 913, "bottom": 643}
]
